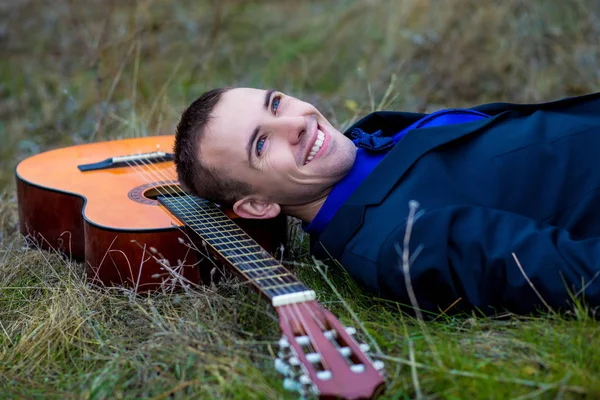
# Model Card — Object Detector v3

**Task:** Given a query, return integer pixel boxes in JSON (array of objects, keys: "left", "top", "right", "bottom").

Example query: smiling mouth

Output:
[{"left": 304, "top": 128, "right": 325, "bottom": 165}]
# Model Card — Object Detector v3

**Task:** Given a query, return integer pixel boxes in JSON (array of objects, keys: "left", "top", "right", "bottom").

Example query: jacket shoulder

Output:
[
  {"left": 472, "top": 92, "right": 600, "bottom": 115},
  {"left": 344, "top": 111, "right": 426, "bottom": 138}
]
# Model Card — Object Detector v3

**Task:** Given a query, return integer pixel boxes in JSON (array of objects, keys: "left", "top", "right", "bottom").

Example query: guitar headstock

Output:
[{"left": 274, "top": 300, "right": 385, "bottom": 399}]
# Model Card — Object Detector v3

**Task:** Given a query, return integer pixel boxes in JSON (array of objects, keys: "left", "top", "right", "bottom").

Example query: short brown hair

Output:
[{"left": 174, "top": 88, "right": 252, "bottom": 205}]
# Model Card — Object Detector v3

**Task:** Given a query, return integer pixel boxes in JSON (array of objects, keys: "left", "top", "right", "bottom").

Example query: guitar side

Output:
[{"left": 17, "top": 175, "right": 201, "bottom": 290}]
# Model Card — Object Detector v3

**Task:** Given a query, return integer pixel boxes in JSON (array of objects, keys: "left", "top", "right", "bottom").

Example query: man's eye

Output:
[
  {"left": 256, "top": 137, "right": 266, "bottom": 156},
  {"left": 271, "top": 95, "right": 281, "bottom": 114}
]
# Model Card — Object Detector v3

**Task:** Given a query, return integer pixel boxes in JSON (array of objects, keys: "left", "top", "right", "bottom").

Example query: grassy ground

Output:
[{"left": 1, "top": 0, "right": 600, "bottom": 398}]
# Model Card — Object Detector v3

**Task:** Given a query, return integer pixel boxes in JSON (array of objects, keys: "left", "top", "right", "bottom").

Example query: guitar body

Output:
[{"left": 16, "top": 136, "right": 286, "bottom": 291}]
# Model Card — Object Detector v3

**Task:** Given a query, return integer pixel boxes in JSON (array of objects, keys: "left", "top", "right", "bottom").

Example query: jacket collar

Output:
[{"left": 316, "top": 111, "right": 509, "bottom": 259}]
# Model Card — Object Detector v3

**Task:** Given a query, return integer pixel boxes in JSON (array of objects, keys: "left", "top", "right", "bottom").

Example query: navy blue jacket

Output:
[{"left": 315, "top": 93, "right": 600, "bottom": 315}]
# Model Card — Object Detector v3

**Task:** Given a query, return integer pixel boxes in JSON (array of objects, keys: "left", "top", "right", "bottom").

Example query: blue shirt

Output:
[{"left": 304, "top": 108, "right": 490, "bottom": 237}]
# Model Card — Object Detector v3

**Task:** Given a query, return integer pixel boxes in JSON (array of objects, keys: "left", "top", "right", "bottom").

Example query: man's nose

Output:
[{"left": 267, "top": 116, "right": 307, "bottom": 145}]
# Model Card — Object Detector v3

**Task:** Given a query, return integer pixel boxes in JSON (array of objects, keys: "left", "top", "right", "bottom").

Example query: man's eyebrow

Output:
[
  {"left": 264, "top": 89, "right": 275, "bottom": 109},
  {"left": 246, "top": 90, "right": 276, "bottom": 168}
]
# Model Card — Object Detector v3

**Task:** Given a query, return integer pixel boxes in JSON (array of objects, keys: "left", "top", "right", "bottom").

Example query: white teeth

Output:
[{"left": 305, "top": 129, "right": 325, "bottom": 165}]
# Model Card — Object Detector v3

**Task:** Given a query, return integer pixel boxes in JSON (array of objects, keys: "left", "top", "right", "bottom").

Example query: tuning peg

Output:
[
  {"left": 298, "top": 374, "right": 317, "bottom": 396},
  {"left": 295, "top": 335, "right": 310, "bottom": 346},
  {"left": 299, "top": 374, "right": 312, "bottom": 386},
  {"left": 305, "top": 352, "right": 321, "bottom": 364},
  {"left": 373, "top": 360, "right": 385, "bottom": 371},
  {"left": 345, "top": 326, "right": 357, "bottom": 335},
  {"left": 316, "top": 370, "right": 332, "bottom": 381},
  {"left": 350, "top": 364, "right": 366, "bottom": 373},
  {"left": 359, "top": 343, "right": 370, "bottom": 352},
  {"left": 278, "top": 336, "right": 290, "bottom": 349},
  {"left": 287, "top": 356, "right": 302, "bottom": 376},
  {"left": 339, "top": 346, "right": 351, "bottom": 357},
  {"left": 274, "top": 358, "right": 290, "bottom": 376},
  {"left": 278, "top": 336, "right": 292, "bottom": 359},
  {"left": 283, "top": 377, "right": 301, "bottom": 392}
]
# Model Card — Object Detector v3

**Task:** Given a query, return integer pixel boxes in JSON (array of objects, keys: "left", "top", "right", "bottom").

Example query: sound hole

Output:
[{"left": 143, "top": 184, "right": 184, "bottom": 200}]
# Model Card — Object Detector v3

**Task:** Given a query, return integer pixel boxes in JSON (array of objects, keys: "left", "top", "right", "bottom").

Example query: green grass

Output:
[{"left": 2, "top": 0, "right": 600, "bottom": 398}]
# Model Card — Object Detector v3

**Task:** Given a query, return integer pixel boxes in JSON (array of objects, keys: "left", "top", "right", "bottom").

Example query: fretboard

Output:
[{"left": 159, "top": 195, "right": 311, "bottom": 301}]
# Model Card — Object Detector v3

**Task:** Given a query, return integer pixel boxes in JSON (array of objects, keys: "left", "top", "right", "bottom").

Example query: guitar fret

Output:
[
  {"left": 196, "top": 218, "right": 231, "bottom": 223},
  {"left": 214, "top": 238, "right": 254, "bottom": 244},
  {"left": 236, "top": 259, "right": 279, "bottom": 267},
  {"left": 199, "top": 236, "right": 248, "bottom": 245},
  {"left": 238, "top": 256, "right": 274, "bottom": 264},
  {"left": 175, "top": 209, "right": 225, "bottom": 217},
  {"left": 255, "top": 273, "right": 292, "bottom": 281},
  {"left": 177, "top": 211, "right": 228, "bottom": 219},
  {"left": 243, "top": 264, "right": 280, "bottom": 273},
  {"left": 222, "top": 249, "right": 265, "bottom": 262},
  {"left": 221, "top": 233, "right": 248, "bottom": 238},
  {"left": 224, "top": 244, "right": 262, "bottom": 251},
  {"left": 245, "top": 268, "right": 287, "bottom": 278},
  {"left": 261, "top": 282, "right": 301, "bottom": 291},
  {"left": 188, "top": 223, "right": 239, "bottom": 231},
  {"left": 265, "top": 284, "right": 309, "bottom": 295},
  {"left": 206, "top": 238, "right": 250, "bottom": 247}
]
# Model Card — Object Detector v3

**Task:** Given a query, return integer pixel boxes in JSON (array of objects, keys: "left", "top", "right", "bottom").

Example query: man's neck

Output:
[{"left": 282, "top": 194, "right": 329, "bottom": 223}]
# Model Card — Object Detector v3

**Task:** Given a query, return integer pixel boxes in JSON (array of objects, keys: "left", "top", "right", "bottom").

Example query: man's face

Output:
[{"left": 200, "top": 88, "right": 356, "bottom": 211}]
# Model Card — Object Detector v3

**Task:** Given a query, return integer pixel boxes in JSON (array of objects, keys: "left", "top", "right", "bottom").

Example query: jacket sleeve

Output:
[{"left": 377, "top": 205, "right": 600, "bottom": 315}]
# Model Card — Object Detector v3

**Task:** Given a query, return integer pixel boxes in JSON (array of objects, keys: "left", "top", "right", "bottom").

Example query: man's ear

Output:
[{"left": 233, "top": 197, "right": 281, "bottom": 219}]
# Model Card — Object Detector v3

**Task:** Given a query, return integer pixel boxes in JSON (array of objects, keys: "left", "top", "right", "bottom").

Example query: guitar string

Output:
[
  {"left": 132, "top": 159, "right": 352, "bottom": 364},
  {"left": 124, "top": 158, "right": 291, "bottom": 296},
  {"left": 127, "top": 159, "right": 332, "bottom": 370},
  {"left": 146, "top": 161, "right": 356, "bottom": 381},
  {"left": 125, "top": 158, "right": 296, "bottom": 297},
  {"left": 128, "top": 159, "right": 299, "bottom": 297},
  {"left": 126, "top": 157, "right": 365, "bottom": 387}
]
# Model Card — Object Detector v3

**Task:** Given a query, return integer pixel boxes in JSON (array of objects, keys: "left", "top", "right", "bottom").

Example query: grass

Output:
[{"left": 1, "top": 0, "right": 600, "bottom": 398}]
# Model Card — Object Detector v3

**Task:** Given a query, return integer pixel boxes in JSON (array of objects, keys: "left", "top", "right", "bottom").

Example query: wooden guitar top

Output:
[{"left": 16, "top": 135, "right": 185, "bottom": 231}]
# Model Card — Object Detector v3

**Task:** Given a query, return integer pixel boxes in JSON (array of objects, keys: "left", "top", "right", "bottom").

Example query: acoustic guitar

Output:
[{"left": 15, "top": 136, "right": 385, "bottom": 399}]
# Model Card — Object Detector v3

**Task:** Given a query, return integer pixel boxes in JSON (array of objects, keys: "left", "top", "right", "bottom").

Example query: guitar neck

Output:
[
  {"left": 159, "top": 194, "right": 385, "bottom": 398},
  {"left": 158, "top": 195, "right": 315, "bottom": 305}
]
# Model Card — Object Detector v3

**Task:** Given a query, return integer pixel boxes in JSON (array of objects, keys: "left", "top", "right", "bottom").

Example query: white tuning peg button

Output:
[
  {"left": 373, "top": 360, "right": 385, "bottom": 371},
  {"left": 274, "top": 358, "right": 290, "bottom": 376},
  {"left": 279, "top": 336, "right": 290, "bottom": 348},
  {"left": 350, "top": 364, "right": 366, "bottom": 373},
  {"left": 305, "top": 352, "right": 321, "bottom": 364},
  {"left": 316, "top": 371, "right": 332, "bottom": 381},
  {"left": 295, "top": 335, "right": 310, "bottom": 346},
  {"left": 339, "top": 347, "right": 351, "bottom": 357},
  {"left": 299, "top": 374, "right": 312, "bottom": 385},
  {"left": 345, "top": 326, "right": 357, "bottom": 335},
  {"left": 323, "top": 330, "right": 337, "bottom": 340},
  {"left": 359, "top": 343, "right": 370, "bottom": 352},
  {"left": 283, "top": 378, "right": 301, "bottom": 392}
]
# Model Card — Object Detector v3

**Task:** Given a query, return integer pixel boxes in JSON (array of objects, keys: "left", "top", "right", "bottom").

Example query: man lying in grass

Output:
[{"left": 174, "top": 88, "right": 600, "bottom": 315}]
